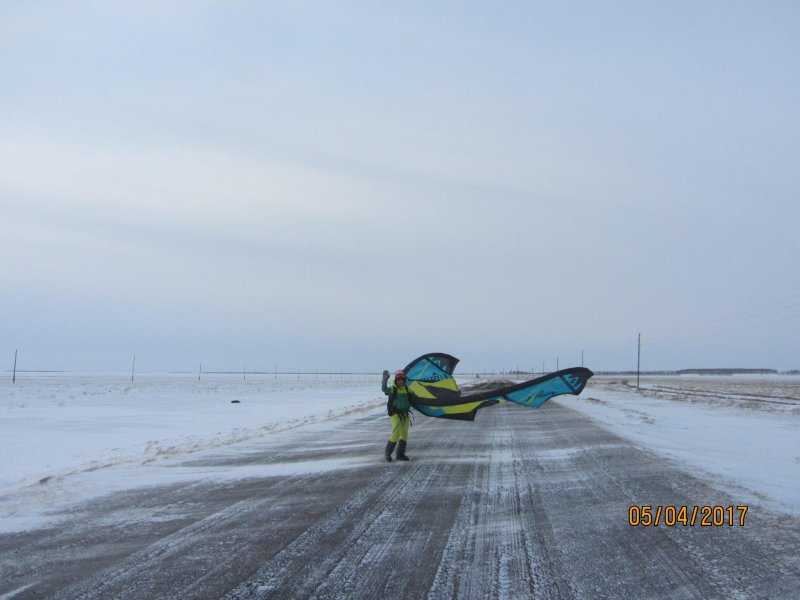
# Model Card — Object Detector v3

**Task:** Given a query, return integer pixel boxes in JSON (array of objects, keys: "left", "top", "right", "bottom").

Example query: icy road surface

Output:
[{"left": 1, "top": 383, "right": 799, "bottom": 598}]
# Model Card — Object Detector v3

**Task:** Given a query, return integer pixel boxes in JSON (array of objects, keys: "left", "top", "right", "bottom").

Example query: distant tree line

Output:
[
  {"left": 674, "top": 368, "right": 778, "bottom": 375},
  {"left": 596, "top": 368, "right": 794, "bottom": 376}
]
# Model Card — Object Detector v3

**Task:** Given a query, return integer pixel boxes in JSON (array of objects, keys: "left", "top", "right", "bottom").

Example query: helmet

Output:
[{"left": 395, "top": 370, "right": 406, "bottom": 379}]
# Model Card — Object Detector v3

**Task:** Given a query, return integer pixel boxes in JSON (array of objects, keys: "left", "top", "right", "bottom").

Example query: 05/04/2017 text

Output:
[{"left": 628, "top": 505, "right": 748, "bottom": 527}]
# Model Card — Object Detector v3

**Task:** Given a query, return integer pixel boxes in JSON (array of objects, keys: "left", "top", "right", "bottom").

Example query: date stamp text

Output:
[{"left": 628, "top": 505, "right": 749, "bottom": 527}]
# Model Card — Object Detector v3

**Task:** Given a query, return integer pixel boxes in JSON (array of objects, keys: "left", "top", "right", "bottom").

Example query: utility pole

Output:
[
  {"left": 637, "top": 333, "right": 641, "bottom": 391},
  {"left": 131, "top": 355, "right": 136, "bottom": 383},
  {"left": 12, "top": 349, "right": 17, "bottom": 384}
]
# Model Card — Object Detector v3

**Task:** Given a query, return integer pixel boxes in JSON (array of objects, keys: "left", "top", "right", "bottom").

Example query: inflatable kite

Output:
[{"left": 403, "top": 352, "right": 593, "bottom": 421}]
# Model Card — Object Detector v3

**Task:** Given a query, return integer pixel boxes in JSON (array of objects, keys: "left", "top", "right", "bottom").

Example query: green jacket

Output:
[{"left": 383, "top": 382, "right": 411, "bottom": 413}]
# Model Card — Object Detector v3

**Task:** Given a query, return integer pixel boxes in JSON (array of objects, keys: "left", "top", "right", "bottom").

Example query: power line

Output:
[{"left": 645, "top": 293, "right": 800, "bottom": 346}]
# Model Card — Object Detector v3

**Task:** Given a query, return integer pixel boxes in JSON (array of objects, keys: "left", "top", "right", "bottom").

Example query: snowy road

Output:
[{"left": 2, "top": 399, "right": 799, "bottom": 599}]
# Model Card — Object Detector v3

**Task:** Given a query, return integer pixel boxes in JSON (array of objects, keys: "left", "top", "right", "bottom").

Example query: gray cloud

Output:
[{"left": 2, "top": 2, "right": 799, "bottom": 373}]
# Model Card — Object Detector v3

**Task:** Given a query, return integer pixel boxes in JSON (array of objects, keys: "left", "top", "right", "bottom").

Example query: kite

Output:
[{"left": 403, "top": 352, "right": 593, "bottom": 421}]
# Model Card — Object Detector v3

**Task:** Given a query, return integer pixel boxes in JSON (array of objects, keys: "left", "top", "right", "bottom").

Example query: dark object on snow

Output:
[{"left": 231, "top": 400, "right": 241, "bottom": 404}]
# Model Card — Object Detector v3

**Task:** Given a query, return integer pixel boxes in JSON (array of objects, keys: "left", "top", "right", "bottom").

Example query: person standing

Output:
[{"left": 382, "top": 369, "right": 411, "bottom": 462}]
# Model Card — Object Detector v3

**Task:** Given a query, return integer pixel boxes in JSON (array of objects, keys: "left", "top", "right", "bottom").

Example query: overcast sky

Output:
[{"left": 2, "top": 1, "right": 799, "bottom": 374}]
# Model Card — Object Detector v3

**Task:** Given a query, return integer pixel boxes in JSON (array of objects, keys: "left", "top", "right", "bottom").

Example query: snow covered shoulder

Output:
[
  {"left": 560, "top": 375, "right": 800, "bottom": 517},
  {"left": 0, "top": 373, "right": 382, "bottom": 533}
]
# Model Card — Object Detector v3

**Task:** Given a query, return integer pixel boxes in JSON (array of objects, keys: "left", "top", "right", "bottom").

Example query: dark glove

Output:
[{"left": 382, "top": 370, "right": 390, "bottom": 384}]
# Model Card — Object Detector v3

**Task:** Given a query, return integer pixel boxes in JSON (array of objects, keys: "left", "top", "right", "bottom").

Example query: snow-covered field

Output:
[
  {"left": 2, "top": 372, "right": 798, "bottom": 534},
  {"left": 0, "top": 373, "right": 383, "bottom": 533},
  {"left": 562, "top": 375, "right": 800, "bottom": 517}
]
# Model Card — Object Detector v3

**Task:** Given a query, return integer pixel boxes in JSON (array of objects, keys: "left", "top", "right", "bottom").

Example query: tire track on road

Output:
[
  {"left": 518, "top": 403, "right": 799, "bottom": 598},
  {"left": 428, "top": 421, "right": 549, "bottom": 599},
  {"left": 48, "top": 473, "right": 354, "bottom": 600},
  {"left": 226, "top": 417, "right": 474, "bottom": 599}
]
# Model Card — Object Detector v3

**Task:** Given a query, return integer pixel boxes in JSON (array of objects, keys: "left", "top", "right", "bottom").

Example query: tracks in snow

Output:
[{"left": 645, "top": 384, "right": 800, "bottom": 406}]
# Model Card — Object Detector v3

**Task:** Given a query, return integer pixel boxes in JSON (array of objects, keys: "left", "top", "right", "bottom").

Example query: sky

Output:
[{"left": 1, "top": 1, "right": 799, "bottom": 374}]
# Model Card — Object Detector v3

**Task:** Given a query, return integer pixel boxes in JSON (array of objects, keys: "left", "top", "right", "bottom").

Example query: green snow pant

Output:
[{"left": 389, "top": 413, "right": 410, "bottom": 443}]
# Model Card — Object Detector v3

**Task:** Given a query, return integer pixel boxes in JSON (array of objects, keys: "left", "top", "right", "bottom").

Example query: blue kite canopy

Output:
[{"left": 403, "top": 352, "right": 593, "bottom": 421}]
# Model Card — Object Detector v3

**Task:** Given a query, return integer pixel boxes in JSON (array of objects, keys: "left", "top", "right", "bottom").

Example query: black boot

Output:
[
  {"left": 384, "top": 441, "right": 396, "bottom": 462},
  {"left": 396, "top": 440, "right": 410, "bottom": 461}
]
